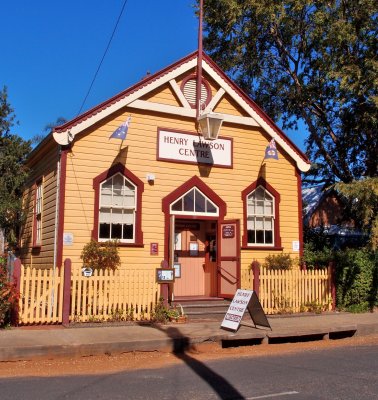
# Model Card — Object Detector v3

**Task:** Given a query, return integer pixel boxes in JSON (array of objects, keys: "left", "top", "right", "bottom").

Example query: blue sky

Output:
[{"left": 1, "top": 0, "right": 306, "bottom": 150}]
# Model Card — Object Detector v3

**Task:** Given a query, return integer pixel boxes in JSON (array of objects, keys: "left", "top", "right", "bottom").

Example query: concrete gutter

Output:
[{"left": 1, "top": 312, "right": 377, "bottom": 362}]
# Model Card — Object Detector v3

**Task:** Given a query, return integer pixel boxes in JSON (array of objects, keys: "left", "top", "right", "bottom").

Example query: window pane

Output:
[
  {"left": 265, "top": 230, "right": 273, "bottom": 244},
  {"left": 247, "top": 230, "right": 255, "bottom": 243},
  {"left": 195, "top": 190, "right": 206, "bottom": 212},
  {"left": 255, "top": 217, "right": 264, "bottom": 230},
  {"left": 99, "top": 208, "right": 111, "bottom": 223},
  {"left": 255, "top": 187, "right": 264, "bottom": 200},
  {"left": 256, "top": 200, "right": 264, "bottom": 215},
  {"left": 183, "top": 190, "right": 194, "bottom": 212},
  {"left": 101, "top": 179, "right": 113, "bottom": 206},
  {"left": 247, "top": 218, "right": 255, "bottom": 230},
  {"left": 172, "top": 198, "right": 182, "bottom": 211},
  {"left": 256, "top": 230, "right": 264, "bottom": 243},
  {"left": 99, "top": 223, "right": 110, "bottom": 239},
  {"left": 112, "top": 223, "right": 122, "bottom": 239},
  {"left": 112, "top": 208, "right": 122, "bottom": 223},
  {"left": 122, "top": 210, "right": 134, "bottom": 224},
  {"left": 123, "top": 224, "right": 133, "bottom": 239},
  {"left": 265, "top": 201, "right": 273, "bottom": 215},
  {"left": 265, "top": 217, "right": 273, "bottom": 230},
  {"left": 206, "top": 200, "right": 217, "bottom": 213}
]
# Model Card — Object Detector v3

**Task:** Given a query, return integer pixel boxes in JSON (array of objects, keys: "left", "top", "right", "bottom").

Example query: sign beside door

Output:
[{"left": 218, "top": 220, "right": 240, "bottom": 299}]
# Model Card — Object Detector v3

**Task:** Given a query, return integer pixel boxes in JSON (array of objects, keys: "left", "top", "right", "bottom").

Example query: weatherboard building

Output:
[{"left": 20, "top": 51, "right": 310, "bottom": 305}]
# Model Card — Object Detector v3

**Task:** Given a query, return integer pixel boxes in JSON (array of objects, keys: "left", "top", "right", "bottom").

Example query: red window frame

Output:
[
  {"left": 32, "top": 178, "right": 43, "bottom": 248},
  {"left": 241, "top": 177, "right": 282, "bottom": 250},
  {"left": 92, "top": 163, "right": 144, "bottom": 246}
]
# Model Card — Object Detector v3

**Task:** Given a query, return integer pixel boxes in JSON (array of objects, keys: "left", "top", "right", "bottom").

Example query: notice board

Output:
[{"left": 221, "top": 289, "right": 271, "bottom": 332}]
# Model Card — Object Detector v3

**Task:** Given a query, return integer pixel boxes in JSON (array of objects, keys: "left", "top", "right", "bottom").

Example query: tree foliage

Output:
[
  {"left": 201, "top": 0, "right": 378, "bottom": 183},
  {"left": 336, "top": 177, "right": 378, "bottom": 250},
  {"left": 0, "top": 87, "right": 31, "bottom": 249}
]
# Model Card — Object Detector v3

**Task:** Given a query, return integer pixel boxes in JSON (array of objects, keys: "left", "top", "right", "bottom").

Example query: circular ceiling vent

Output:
[{"left": 181, "top": 76, "right": 211, "bottom": 109}]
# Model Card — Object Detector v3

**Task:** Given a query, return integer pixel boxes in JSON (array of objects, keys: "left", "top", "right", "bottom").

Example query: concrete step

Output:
[{"left": 173, "top": 298, "right": 231, "bottom": 320}]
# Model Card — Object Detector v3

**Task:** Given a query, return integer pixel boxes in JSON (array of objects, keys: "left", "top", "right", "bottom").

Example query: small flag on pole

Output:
[
  {"left": 109, "top": 116, "right": 131, "bottom": 140},
  {"left": 264, "top": 139, "right": 279, "bottom": 160}
]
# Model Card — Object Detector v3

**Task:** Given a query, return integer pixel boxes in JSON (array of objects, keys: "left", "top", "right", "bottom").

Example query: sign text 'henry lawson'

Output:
[{"left": 158, "top": 129, "right": 232, "bottom": 167}]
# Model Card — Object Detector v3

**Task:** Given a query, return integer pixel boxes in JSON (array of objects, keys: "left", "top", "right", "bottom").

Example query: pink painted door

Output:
[
  {"left": 173, "top": 221, "right": 206, "bottom": 297},
  {"left": 218, "top": 220, "right": 240, "bottom": 298}
]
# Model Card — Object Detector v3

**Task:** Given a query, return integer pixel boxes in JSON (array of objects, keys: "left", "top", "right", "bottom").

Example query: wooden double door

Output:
[{"left": 172, "top": 219, "right": 240, "bottom": 299}]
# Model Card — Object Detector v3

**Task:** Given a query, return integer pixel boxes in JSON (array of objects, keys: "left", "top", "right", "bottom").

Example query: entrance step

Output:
[{"left": 172, "top": 297, "right": 231, "bottom": 320}]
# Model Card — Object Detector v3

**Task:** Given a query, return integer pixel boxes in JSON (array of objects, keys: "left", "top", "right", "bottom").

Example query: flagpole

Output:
[{"left": 196, "top": 0, "right": 203, "bottom": 122}]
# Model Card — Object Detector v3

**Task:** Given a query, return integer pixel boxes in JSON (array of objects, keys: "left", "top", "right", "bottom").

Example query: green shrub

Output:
[
  {"left": 0, "top": 254, "right": 19, "bottom": 327},
  {"left": 80, "top": 240, "right": 120, "bottom": 271},
  {"left": 334, "top": 248, "right": 377, "bottom": 311},
  {"left": 302, "top": 242, "right": 333, "bottom": 269},
  {"left": 264, "top": 253, "right": 294, "bottom": 270}
]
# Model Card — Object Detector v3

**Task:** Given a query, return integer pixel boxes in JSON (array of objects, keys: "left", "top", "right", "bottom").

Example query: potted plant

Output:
[{"left": 167, "top": 304, "right": 187, "bottom": 323}]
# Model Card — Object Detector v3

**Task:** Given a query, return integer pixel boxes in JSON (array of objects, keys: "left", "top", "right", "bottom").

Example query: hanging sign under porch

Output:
[
  {"left": 221, "top": 289, "right": 271, "bottom": 332},
  {"left": 157, "top": 129, "right": 232, "bottom": 168}
]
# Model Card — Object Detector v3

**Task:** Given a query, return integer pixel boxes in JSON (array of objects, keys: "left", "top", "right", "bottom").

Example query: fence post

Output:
[
  {"left": 11, "top": 258, "right": 22, "bottom": 326},
  {"left": 62, "top": 258, "right": 71, "bottom": 325},
  {"left": 251, "top": 261, "right": 260, "bottom": 297},
  {"left": 329, "top": 261, "right": 336, "bottom": 311}
]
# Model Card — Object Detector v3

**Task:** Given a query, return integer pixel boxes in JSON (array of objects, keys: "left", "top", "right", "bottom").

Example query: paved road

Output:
[{"left": 1, "top": 344, "right": 377, "bottom": 399}]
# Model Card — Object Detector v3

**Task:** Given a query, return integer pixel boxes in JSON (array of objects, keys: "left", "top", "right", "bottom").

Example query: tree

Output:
[
  {"left": 201, "top": 0, "right": 377, "bottom": 184},
  {"left": 336, "top": 177, "right": 378, "bottom": 250},
  {"left": 0, "top": 87, "right": 31, "bottom": 249}
]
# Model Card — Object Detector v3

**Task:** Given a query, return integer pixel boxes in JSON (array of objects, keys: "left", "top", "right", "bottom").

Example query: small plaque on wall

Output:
[
  {"left": 150, "top": 243, "right": 159, "bottom": 255},
  {"left": 222, "top": 224, "right": 235, "bottom": 239}
]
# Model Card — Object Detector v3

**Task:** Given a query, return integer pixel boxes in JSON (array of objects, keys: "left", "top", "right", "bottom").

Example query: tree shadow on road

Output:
[{"left": 153, "top": 324, "right": 245, "bottom": 400}]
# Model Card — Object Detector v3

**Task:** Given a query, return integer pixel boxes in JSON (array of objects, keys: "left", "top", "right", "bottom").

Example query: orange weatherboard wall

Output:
[{"left": 20, "top": 51, "right": 310, "bottom": 297}]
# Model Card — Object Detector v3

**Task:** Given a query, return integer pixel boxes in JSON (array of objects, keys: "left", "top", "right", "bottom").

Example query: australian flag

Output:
[
  {"left": 264, "top": 138, "right": 279, "bottom": 160},
  {"left": 109, "top": 116, "right": 131, "bottom": 140}
]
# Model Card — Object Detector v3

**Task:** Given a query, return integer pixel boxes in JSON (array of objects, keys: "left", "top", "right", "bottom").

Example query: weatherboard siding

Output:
[
  {"left": 61, "top": 101, "right": 300, "bottom": 278},
  {"left": 21, "top": 143, "right": 59, "bottom": 268}
]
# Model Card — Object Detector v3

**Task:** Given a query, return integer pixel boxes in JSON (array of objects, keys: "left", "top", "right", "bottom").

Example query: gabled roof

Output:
[{"left": 53, "top": 51, "right": 310, "bottom": 172}]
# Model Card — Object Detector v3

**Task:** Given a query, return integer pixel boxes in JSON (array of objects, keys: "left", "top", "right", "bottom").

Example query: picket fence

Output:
[
  {"left": 16, "top": 263, "right": 159, "bottom": 325},
  {"left": 70, "top": 267, "right": 159, "bottom": 323},
  {"left": 15, "top": 262, "right": 333, "bottom": 324},
  {"left": 242, "top": 266, "right": 333, "bottom": 314},
  {"left": 17, "top": 265, "right": 64, "bottom": 324}
]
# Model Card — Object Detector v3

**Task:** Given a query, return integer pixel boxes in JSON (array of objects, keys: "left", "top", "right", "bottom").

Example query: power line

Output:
[{"left": 77, "top": 0, "right": 129, "bottom": 116}]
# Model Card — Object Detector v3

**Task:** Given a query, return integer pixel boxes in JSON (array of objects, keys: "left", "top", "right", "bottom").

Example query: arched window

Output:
[
  {"left": 242, "top": 178, "right": 281, "bottom": 249},
  {"left": 93, "top": 164, "right": 144, "bottom": 246},
  {"left": 170, "top": 187, "right": 219, "bottom": 216}
]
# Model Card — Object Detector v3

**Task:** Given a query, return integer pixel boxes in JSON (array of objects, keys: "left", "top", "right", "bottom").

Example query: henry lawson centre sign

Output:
[{"left": 157, "top": 129, "right": 233, "bottom": 168}]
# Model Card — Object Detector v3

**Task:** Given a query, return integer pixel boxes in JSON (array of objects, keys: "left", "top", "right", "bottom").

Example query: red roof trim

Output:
[{"left": 53, "top": 50, "right": 309, "bottom": 165}]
